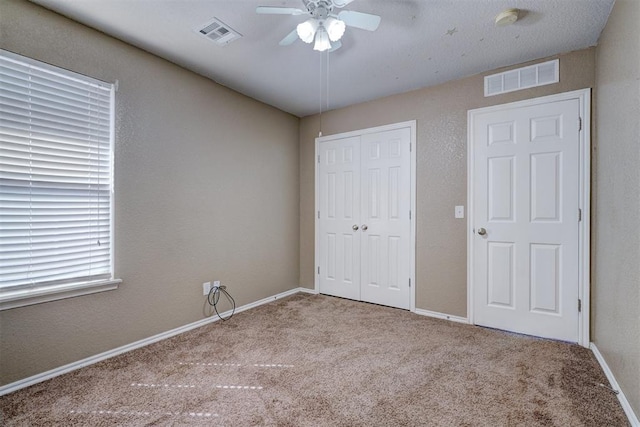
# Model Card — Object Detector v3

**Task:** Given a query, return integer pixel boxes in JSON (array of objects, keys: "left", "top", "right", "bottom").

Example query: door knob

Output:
[
  {"left": 477, "top": 227, "right": 487, "bottom": 236},
  {"left": 361, "top": 225, "right": 368, "bottom": 231},
  {"left": 352, "top": 224, "right": 359, "bottom": 231}
]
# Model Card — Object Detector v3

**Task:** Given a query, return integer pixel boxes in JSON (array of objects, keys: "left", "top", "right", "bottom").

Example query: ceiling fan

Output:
[{"left": 256, "top": 0, "right": 381, "bottom": 52}]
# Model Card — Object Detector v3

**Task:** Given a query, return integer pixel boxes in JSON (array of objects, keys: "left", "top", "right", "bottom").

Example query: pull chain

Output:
[{"left": 318, "top": 51, "right": 323, "bottom": 137}]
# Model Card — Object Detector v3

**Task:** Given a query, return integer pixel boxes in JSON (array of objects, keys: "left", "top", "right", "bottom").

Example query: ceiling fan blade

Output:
[
  {"left": 338, "top": 10, "right": 381, "bottom": 31},
  {"left": 328, "top": 40, "right": 342, "bottom": 53},
  {"left": 256, "top": 6, "right": 306, "bottom": 15},
  {"left": 332, "top": 0, "right": 355, "bottom": 7},
  {"left": 279, "top": 29, "right": 299, "bottom": 46}
]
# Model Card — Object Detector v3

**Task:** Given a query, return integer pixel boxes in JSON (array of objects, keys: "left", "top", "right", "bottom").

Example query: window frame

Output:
[{"left": 0, "top": 50, "right": 121, "bottom": 310}]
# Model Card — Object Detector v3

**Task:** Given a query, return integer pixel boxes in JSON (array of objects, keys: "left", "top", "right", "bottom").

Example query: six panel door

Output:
[
  {"left": 360, "top": 128, "right": 411, "bottom": 309},
  {"left": 318, "top": 136, "right": 361, "bottom": 301},
  {"left": 472, "top": 99, "right": 580, "bottom": 342}
]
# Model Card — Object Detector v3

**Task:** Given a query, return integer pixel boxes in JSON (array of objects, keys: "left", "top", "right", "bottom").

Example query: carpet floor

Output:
[{"left": 0, "top": 293, "right": 629, "bottom": 426}]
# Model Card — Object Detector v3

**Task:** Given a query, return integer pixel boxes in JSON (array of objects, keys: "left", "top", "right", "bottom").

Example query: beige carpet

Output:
[{"left": 0, "top": 293, "right": 629, "bottom": 426}]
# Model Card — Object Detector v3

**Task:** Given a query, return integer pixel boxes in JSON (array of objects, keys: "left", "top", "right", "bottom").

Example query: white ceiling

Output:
[{"left": 30, "top": 0, "right": 614, "bottom": 117}]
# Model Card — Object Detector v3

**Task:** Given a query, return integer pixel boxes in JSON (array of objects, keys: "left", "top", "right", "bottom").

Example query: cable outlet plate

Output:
[
  {"left": 213, "top": 280, "right": 221, "bottom": 289},
  {"left": 203, "top": 282, "right": 211, "bottom": 295}
]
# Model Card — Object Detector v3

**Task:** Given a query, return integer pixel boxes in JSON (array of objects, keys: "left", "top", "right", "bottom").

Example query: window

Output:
[{"left": 0, "top": 50, "right": 120, "bottom": 310}]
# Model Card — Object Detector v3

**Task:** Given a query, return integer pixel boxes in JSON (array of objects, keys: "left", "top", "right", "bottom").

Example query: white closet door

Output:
[
  {"left": 472, "top": 98, "right": 580, "bottom": 342},
  {"left": 360, "top": 128, "right": 412, "bottom": 309},
  {"left": 318, "top": 136, "right": 361, "bottom": 301},
  {"left": 318, "top": 127, "right": 412, "bottom": 310}
]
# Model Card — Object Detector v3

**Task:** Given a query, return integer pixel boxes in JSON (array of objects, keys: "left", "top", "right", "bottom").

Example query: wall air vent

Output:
[
  {"left": 484, "top": 59, "right": 559, "bottom": 97},
  {"left": 196, "top": 17, "right": 242, "bottom": 46}
]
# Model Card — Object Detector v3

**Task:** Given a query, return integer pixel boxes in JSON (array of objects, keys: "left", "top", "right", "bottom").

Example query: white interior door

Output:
[
  {"left": 360, "top": 129, "right": 411, "bottom": 309},
  {"left": 471, "top": 98, "right": 581, "bottom": 342},
  {"left": 318, "top": 126, "right": 412, "bottom": 310},
  {"left": 318, "top": 136, "right": 361, "bottom": 301}
]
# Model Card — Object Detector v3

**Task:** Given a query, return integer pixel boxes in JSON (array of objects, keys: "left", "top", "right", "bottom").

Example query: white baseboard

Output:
[
  {"left": 231, "top": 287, "right": 303, "bottom": 314},
  {"left": 297, "top": 286, "right": 318, "bottom": 295},
  {"left": 414, "top": 308, "right": 469, "bottom": 324},
  {"left": 0, "top": 286, "right": 309, "bottom": 397},
  {"left": 590, "top": 342, "right": 640, "bottom": 426}
]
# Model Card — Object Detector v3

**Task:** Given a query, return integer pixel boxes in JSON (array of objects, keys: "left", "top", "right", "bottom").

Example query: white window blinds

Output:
[{"left": 0, "top": 50, "right": 115, "bottom": 292}]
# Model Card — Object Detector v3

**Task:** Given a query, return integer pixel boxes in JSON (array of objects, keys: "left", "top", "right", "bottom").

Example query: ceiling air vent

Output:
[
  {"left": 484, "top": 59, "right": 559, "bottom": 97},
  {"left": 196, "top": 17, "right": 242, "bottom": 46}
]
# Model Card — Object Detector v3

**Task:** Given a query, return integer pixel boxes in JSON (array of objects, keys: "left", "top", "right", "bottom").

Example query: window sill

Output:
[{"left": 0, "top": 279, "right": 122, "bottom": 311}]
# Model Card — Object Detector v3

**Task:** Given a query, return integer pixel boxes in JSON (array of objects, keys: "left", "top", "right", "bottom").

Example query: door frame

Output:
[
  {"left": 467, "top": 89, "right": 591, "bottom": 347},
  {"left": 314, "top": 120, "right": 417, "bottom": 311}
]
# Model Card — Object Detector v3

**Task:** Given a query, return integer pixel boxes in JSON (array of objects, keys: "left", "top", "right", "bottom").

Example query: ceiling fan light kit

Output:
[
  {"left": 297, "top": 17, "right": 343, "bottom": 51},
  {"left": 257, "top": 0, "right": 381, "bottom": 52}
]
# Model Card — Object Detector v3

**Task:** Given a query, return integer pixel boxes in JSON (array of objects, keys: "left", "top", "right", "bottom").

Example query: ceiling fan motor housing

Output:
[{"left": 306, "top": 1, "right": 333, "bottom": 19}]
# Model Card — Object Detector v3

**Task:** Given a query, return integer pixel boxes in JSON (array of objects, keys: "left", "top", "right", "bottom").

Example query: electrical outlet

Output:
[
  {"left": 213, "top": 280, "right": 221, "bottom": 289},
  {"left": 203, "top": 282, "right": 211, "bottom": 295}
]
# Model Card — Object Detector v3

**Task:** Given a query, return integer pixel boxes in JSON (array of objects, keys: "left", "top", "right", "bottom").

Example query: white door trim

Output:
[
  {"left": 467, "top": 89, "right": 591, "bottom": 347},
  {"left": 314, "top": 120, "right": 417, "bottom": 312}
]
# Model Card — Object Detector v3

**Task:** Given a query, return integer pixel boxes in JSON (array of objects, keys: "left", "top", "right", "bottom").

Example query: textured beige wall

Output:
[
  {"left": 593, "top": 0, "right": 640, "bottom": 416},
  {"left": 0, "top": 0, "right": 299, "bottom": 386},
  {"left": 300, "top": 49, "right": 595, "bottom": 317}
]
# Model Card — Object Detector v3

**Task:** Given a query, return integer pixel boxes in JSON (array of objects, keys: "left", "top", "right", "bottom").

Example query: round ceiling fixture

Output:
[{"left": 495, "top": 8, "right": 519, "bottom": 26}]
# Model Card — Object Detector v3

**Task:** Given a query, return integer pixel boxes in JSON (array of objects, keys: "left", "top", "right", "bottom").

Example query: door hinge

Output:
[
  {"left": 409, "top": 210, "right": 412, "bottom": 220},
  {"left": 317, "top": 155, "right": 320, "bottom": 163},
  {"left": 317, "top": 266, "right": 320, "bottom": 275},
  {"left": 410, "top": 143, "right": 412, "bottom": 152},
  {"left": 578, "top": 299, "right": 582, "bottom": 312},
  {"left": 579, "top": 117, "right": 582, "bottom": 131},
  {"left": 578, "top": 208, "right": 582, "bottom": 222},
  {"left": 318, "top": 211, "right": 320, "bottom": 219},
  {"left": 409, "top": 278, "right": 411, "bottom": 288}
]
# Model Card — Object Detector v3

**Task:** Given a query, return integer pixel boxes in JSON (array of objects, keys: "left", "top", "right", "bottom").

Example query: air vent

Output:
[
  {"left": 196, "top": 17, "right": 242, "bottom": 46},
  {"left": 484, "top": 59, "right": 559, "bottom": 97}
]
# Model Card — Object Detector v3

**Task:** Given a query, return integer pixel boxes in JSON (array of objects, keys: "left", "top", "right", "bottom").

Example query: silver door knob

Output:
[
  {"left": 361, "top": 225, "right": 368, "bottom": 231},
  {"left": 477, "top": 227, "right": 487, "bottom": 236},
  {"left": 352, "top": 224, "right": 359, "bottom": 231}
]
